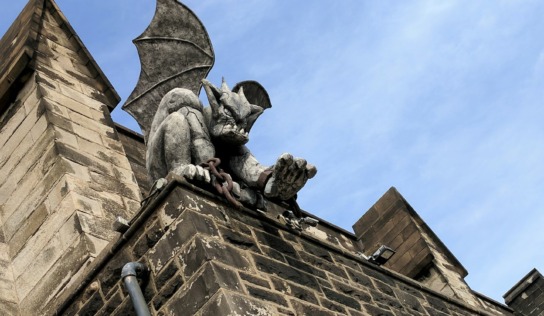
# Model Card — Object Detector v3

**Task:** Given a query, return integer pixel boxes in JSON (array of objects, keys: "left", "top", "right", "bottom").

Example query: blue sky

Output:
[{"left": 2, "top": 0, "right": 543, "bottom": 302}]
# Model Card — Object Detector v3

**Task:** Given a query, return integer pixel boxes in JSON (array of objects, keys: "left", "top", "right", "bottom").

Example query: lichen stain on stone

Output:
[
  {"left": 97, "top": 151, "right": 120, "bottom": 166},
  {"left": 305, "top": 226, "right": 328, "bottom": 241},
  {"left": 47, "top": 271, "right": 73, "bottom": 303}
]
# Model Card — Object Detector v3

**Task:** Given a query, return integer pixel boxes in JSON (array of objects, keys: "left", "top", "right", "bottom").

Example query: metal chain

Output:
[{"left": 200, "top": 158, "right": 242, "bottom": 209}]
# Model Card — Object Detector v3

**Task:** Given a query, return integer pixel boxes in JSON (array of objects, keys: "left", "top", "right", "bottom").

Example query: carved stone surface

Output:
[
  {"left": 123, "top": 0, "right": 214, "bottom": 140},
  {"left": 146, "top": 79, "right": 316, "bottom": 202},
  {"left": 123, "top": 0, "right": 316, "bottom": 204}
]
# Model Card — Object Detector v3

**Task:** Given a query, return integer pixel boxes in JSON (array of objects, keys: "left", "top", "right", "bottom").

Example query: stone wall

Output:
[
  {"left": 55, "top": 180, "right": 510, "bottom": 316},
  {"left": 0, "top": 1, "right": 142, "bottom": 313},
  {"left": 504, "top": 269, "right": 544, "bottom": 315}
]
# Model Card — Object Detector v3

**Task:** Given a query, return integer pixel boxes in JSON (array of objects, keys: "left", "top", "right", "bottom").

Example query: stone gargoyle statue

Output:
[{"left": 122, "top": 0, "right": 316, "bottom": 207}]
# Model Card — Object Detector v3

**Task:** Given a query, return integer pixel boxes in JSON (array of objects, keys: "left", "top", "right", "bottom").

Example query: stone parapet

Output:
[{"left": 54, "top": 179, "right": 511, "bottom": 315}]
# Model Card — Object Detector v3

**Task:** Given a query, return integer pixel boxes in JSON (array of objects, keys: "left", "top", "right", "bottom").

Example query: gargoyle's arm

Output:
[
  {"left": 228, "top": 147, "right": 317, "bottom": 201},
  {"left": 228, "top": 146, "right": 271, "bottom": 190}
]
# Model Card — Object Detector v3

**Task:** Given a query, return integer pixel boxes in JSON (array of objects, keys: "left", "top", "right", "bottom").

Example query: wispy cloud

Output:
[{"left": 2, "top": 0, "right": 543, "bottom": 303}]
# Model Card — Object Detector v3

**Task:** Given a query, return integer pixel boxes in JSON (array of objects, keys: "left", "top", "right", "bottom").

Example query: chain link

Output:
[{"left": 200, "top": 158, "right": 242, "bottom": 209}]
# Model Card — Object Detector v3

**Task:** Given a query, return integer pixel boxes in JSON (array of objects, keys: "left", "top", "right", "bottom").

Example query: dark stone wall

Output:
[
  {"left": 504, "top": 269, "right": 544, "bottom": 316},
  {"left": 53, "top": 181, "right": 510, "bottom": 315}
]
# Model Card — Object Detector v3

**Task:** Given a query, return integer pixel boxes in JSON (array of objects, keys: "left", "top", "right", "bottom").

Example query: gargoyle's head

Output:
[{"left": 202, "top": 79, "right": 269, "bottom": 145}]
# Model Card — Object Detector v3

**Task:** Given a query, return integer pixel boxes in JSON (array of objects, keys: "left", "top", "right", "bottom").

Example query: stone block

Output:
[
  {"left": 41, "top": 18, "right": 77, "bottom": 49},
  {"left": 95, "top": 248, "right": 134, "bottom": 297},
  {"left": 57, "top": 80, "right": 107, "bottom": 113},
  {"left": 0, "top": 300, "right": 18, "bottom": 316},
  {"left": 0, "top": 262, "right": 17, "bottom": 303},
  {"left": 216, "top": 227, "right": 257, "bottom": 252},
  {"left": 95, "top": 290, "right": 123, "bottom": 316},
  {"left": 300, "top": 239, "right": 333, "bottom": 262},
  {"left": 394, "top": 290, "right": 425, "bottom": 314},
  {"left": 271, "top": 277, "right": 319, "bottom": 305},
  {"left": 0, "top": 104, "right": 26, "bottom": 148},
  {"left": 53, "top": 126, "right": 79, "bottom": 148},
  {"left": 122, "top": 196, "right": 141, "bottom": 218},
  {"left": 131, "top": 220, "right": 165, "bottom": 259},
  {"left": 362, "top": 303, "right": 395, "bottom": 316},
  {"left": 72, "top": 122, "right": 103, "bottom": 145},
  {"left": 18, "top": 235, "right": 90, "bottom": 314},
  {"left": 152, "top": 274, "right": 184, "bottom": 311},
  {"left": 69, "top": 110, "right": 114, "bottom": 135},
  {"left": 240, "top": 271, "right": 270, "bottom": 289},
  {"left": 369, "top": 289, "right": 404, "bottom": 312},
  {"left": 154, "top": 259, "right": 180, "bottom": 291},
  {"left": 197, "top": 289, "right": 275, "bottom": 316},
  {"left": 62, "top": 157, "right": 92, "bottom": 182},
  {"left": 29, "top": 112, "right": 49, "bottom": 142},
  {"left": 3, "top": 156, "right": 65, "bottom": 240},
  {"left": 0, "top": 82, "right": 37, "bottom": 142},
  {"left": 180, "top": 235, "right": 251, "bottom": 279},
  {"left": 75, "top": 290, "right": 105, "bottom": 316},
  {"left": 72, "top": 192, "right": 103, "bottom": 217},
  {"left": 254, "top": 230, "right": 298, "bottom": 258},
  {"left": 0, "top": 127, "right": 35, "bottom": 181},
  {"left": 247, "top": 285, "right": 289, "bottom": 307},
  {"left": 331, "top": 279, "right": 372, "bottom": 303},
  {"left": 44, "top": 107, "right": 74, "bottom": 132},
  {"left": 0, "top": 100, "right": 41, "bottom": 156},
  {"left": 346, "top": 267, "right": 374, "bottom": 288},
  {"left": 361, "top": 264, "right": 397, "bottom": 287},
  {"left": 290, "top": 300, "right": 336, "bottom": 316},
  {"left": 11, "top": 192, "right": 77, "bottom": 276},
  {"left": 75, "top": 211, "right": 120, "bottom": 242},
  {"left": 298, "top": 251, "right": 347, "bottom": 279},
  {"left": 160, "top": 262, "right": 242, "bottom": 315},
  {"left": 321, "top": 287, "right": 361, "bottom": 311},
  {"left": 284, "top": 256, "right": 327, "bottom": 280},
  {"left": 16, "top": 233, "right": 76, "bottom": 298},
  {"left": 110, "top": 163, "right": 137, "bottom": 184},
  {"left": 54, "top": 142, "right": 113, "bottom": 175},
  {"left": 253, "top": 253, "right": 320, "bottom": 291},
  {"left": 89, "top": 171, "right": 141, "bottom": 201},
  {"left": 44, "top": 174, "right": 70, "bottom": 212},
  {"left": 147, "top": 210, "right": 219, "bottom": 273},
  {"left": 38, "top": 85, "right": 100, "bottom": 120},
  {"left": 83, "top": 234, "right": 110, "bottom": 258},
  {"left": 7, "top": 202, "right": 48, "bottom": 257},
  {"left": 319, "top": 297, "right": 347, "bottom": 314},
  {"left": 101, "top": 133, "right": 126, "bottom": 154},
  {"left": 0, "top": 133, "right": 53, "bottom": 204}
]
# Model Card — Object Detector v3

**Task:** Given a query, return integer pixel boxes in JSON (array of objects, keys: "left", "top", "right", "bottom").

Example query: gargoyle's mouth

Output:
[
  {"left": 213, "top": 123, "right": 249, "bottom": 144},
  {"left": 222, "top": 124, "right": 249, "bottom": 138}
]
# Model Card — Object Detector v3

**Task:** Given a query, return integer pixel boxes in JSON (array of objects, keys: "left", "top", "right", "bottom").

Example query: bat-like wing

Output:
[{"left": 122, "top": 0, "right": 214, "bottom": 141}]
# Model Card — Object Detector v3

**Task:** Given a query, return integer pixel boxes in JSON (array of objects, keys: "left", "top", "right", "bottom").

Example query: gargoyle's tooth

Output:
[{"left": 240, "top": 128, "right": 245, "bottom": 134}]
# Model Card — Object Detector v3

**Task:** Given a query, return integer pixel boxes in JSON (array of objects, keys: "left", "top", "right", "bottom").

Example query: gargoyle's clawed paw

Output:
[
  {"left": 173, "top": 164, "right": 211, "bottom": 183},
  {"left": 264, "top": 153, "right": 317, "bottom": 200}
]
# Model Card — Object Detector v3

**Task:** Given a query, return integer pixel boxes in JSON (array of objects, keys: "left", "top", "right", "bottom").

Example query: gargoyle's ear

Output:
[
  {"left": 233, "top": 81, "right": 271, "bottom": 131},
  {"left": 202, "top": 79, "right": 222, "bottom": 113},
  {"left": 232, "top": 81, "right": 271, "bottom": 110}
]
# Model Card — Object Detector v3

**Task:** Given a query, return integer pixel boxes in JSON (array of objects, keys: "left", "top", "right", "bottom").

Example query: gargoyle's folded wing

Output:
[{"left": 122, "top": 0, "right": 214, "bottom": 141}]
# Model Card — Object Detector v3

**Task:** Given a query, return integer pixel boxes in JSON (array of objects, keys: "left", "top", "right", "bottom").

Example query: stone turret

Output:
[{"left": 0, "top": 0, "right": 141, "bottom": 313}]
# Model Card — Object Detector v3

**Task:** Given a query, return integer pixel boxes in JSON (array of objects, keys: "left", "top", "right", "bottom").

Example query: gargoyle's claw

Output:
[{"left": 306, "top": 164, "right": 317, "bottom": 179}]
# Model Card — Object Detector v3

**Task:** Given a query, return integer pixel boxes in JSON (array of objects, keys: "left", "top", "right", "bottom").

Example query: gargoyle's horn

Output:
[
  {"left": 221, "top": 77, "right": 229, "bottom": 92},
  {"left": 238, "top": 86, "right": 245, "bottom": 99}
]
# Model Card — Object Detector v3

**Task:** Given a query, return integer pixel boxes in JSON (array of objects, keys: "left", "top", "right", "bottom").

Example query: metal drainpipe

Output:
[{"left": 121, "top": 262, "right": 151, "bottom": 316}]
